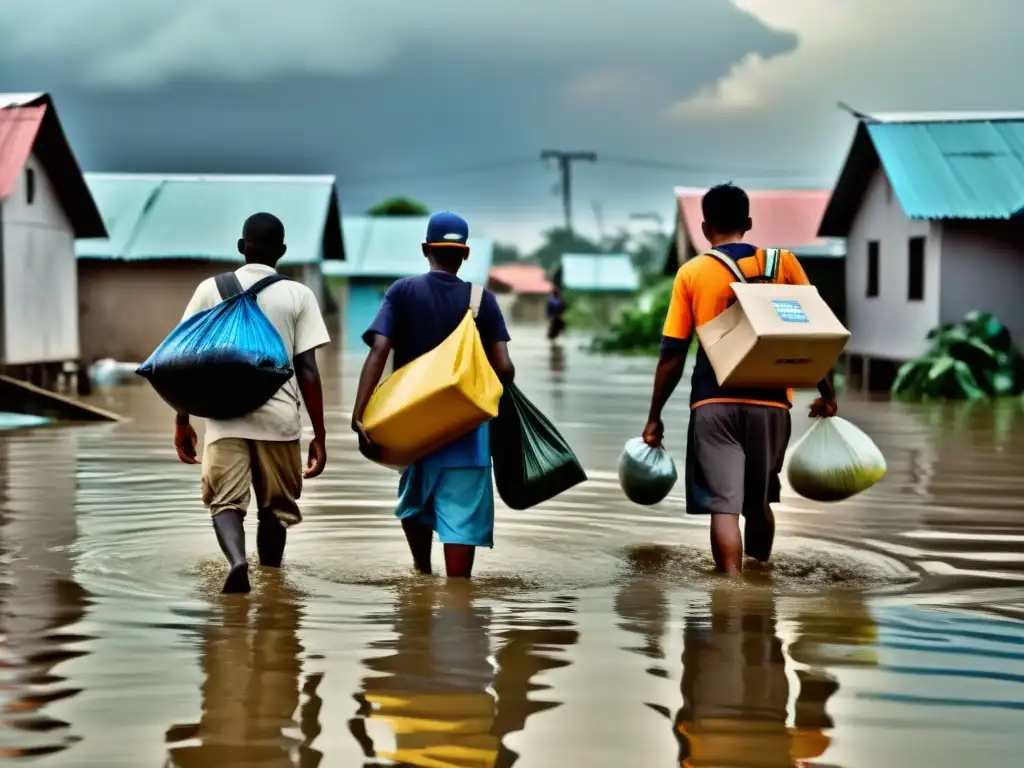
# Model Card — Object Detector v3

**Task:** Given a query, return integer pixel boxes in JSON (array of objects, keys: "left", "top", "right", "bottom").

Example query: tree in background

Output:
[
  {"left": 599, "top": 228, "right": 671, "bottom": 280},
  {"left": 367, "top": 196, "right": 430, "bottom": 216},
  {"left": 528, "top": 227, "right": 601, "bottom": 272},
  {"left": 632, "top": 231, "right": 671, "bottom": 277},
  {"left": 492, "top": 242, "right": 523, "bottom": 265}
]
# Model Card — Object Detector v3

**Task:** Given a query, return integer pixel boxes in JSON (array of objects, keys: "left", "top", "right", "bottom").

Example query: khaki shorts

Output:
[{"left": 201, "top": 438, "right": 303, "bottom": 526}]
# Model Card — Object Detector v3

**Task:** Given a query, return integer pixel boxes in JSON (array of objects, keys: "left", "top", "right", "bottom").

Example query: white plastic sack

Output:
[
  {"left": 619, "top": 437, "right": 678, "bottom": 506},
  {"left": 787, "top": 417, "right": 886, "bottom": 502}
]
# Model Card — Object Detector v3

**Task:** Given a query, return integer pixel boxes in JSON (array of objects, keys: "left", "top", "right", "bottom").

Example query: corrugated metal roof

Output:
[
  {"left": 0, "top": 93, "right": 45, "bottom": 108},
  {"left": 488, "top": 264, "right": 552, "bottom": 294},
  {"left": 0, "top": 93, "right": 106, "bottom": 238},
  {"left": 322, "top": 216, "right": 493, "bottom": 285},
  {"left": 821, "top": 116, "right": 1024, "bottom": 236},
  {"left": 0, "top": 105, "right": 45, "bottom": 199},
  {"left": 869, "top": 110, "right": 1024, "bottom": 124},
  {"left": 867, "top": 120, "right": 1024, "bottom": 219},
  {"left": 77, "top": 173, "right": 341, "bottom": 265},
  {"left": 560, "top": 253, "right": 640, "bottom": 293},
  {"left": 75, "top": 176, "right": 162, "bottom": 258},
  {"left": 666, "top": 187, "right": 842, "bottom": 274}
]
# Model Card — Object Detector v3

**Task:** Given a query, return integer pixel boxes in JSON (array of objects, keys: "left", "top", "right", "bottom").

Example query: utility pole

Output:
[{"left": 541, "top": 150, "right": 597, "bottom": 234}]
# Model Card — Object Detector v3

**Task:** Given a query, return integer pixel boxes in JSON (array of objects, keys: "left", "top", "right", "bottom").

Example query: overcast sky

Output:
[{"left": 1, "top": 0, "right": 1021, "bottom": 248}]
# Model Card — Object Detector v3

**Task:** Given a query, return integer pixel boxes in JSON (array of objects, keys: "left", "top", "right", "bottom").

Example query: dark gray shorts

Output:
[{"left": 685, "top": 403, "right": 792, "bottom": 516}]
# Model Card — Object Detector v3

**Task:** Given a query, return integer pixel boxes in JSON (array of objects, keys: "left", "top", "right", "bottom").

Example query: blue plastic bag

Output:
[
  {"left": 618, "top": 437, "right": 678, "bottom": 506},
  {"left": 136, "top": 273, "right": 293, "bottom": 419}
]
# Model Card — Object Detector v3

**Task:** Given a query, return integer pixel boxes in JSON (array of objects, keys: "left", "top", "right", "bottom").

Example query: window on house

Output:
[
  {"left": 866, "top": 240, "right": 880, "bottom": 297},
  {"left": 908, "top": 236, "right": 925, "bottom": 301},
  {"left": 25, "top": 168, "right": 35, "bottom": 204}
]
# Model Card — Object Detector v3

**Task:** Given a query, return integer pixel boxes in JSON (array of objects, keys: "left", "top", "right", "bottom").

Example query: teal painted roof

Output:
[
  {"left": 868, "top": 119, "right": 1024, "bottom": 219},
  {"left": 560, "top": 253, "right": 640, "bottom": 292},
  {"left": 322, "top": 216, "right": 493, "bottom": 285},
  {"left": 76, "top": 173, "right": 343, "bottom": 265}
]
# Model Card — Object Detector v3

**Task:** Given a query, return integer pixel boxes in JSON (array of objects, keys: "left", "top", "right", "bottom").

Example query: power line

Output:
[
  {"left": 338, "top": 153, "right": 831, "bottom": 187},
  {"left": 341, "top": 156, "right": 536, "bottom": 185},
  {"left": 601, "top": 154, "right": 829, "bottom": 178}
]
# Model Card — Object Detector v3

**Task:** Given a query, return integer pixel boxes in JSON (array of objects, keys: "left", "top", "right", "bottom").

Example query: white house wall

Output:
[
  {"left": 845, "top": 169, "right": 941, "bottom": 360},
  {"left": 938, "top": 220, "right": 1024, "bottom": 343},
  {"left": 1, "top": 153, "right": 79, "bottom": 364}
]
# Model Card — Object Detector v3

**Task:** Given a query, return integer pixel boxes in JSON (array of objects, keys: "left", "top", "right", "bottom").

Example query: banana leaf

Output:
[
  {"left": 892, "top": 310, "right": 1024, "bottom": 401},
  {"left": 963, "top": 310, "right": 1013, "bottom": 353},
  {"left": 489, "top": 383, "right": 587, "bottom": 510}
]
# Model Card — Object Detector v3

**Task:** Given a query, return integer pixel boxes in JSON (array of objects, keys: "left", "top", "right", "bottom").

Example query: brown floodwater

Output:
[{"left": 3, "top": 328, "right": 1024, "bottom": 766}]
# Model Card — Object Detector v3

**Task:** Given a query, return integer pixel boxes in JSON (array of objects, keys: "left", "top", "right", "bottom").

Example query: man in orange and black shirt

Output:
[{"left": 642, "top": 184, "right": 837, "bottom": 575}]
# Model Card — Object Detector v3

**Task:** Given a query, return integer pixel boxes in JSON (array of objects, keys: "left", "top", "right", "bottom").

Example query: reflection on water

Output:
[
  {"left": 3, "top": 328, "right": 1024, "bottom": 764},
  {"left": 165, "top": 575, "right": 322, "bottom": 766},
  {"left": 547, "top": 342, "right": 566, "bottom": 417},
  {"left": 351, "top": 582, "right": 578, "bottom": 767},
  {"left": 354, "top": 581, "right": 499, "bottom": 766},
  {"left": 0, "top": 430, "right": 91, "bottom": 759},
  {"left": 615, "top": 549, "right": 849, "bottom": 767},
  {"left": 548, "top": 344, "right": 565, "bottom": 375},
  {"left": 674, "top": 587, "right": 834, "bottom": 767}
]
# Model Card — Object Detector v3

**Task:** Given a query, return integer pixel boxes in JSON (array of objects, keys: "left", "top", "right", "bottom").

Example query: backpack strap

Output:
[
  {"left": 246, "top": 273, "right": 291, "bottom": 296},
  {"left": 468, "top": 283, "right": 485, "bottom": 319},
  {"left": 762, "top": 248, "right": 782, "bottom": 282},
  {"left": 214, "top": 271, "right": 244, "bottom": 300},
  {"left": 703, "top": 249, "right": 747, "bottom": 283}
]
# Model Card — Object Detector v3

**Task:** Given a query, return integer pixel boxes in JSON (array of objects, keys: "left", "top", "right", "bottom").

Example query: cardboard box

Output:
[{"left": 695, "top": 283, "right": 850, "bottom": 388}]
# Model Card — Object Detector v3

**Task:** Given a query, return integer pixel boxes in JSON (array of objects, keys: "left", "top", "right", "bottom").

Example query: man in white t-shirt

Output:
[{"left": 174, "top": 213, "right": 331, "bottom": 594}]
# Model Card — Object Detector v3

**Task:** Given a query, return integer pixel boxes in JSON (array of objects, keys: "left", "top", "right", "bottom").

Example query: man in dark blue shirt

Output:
[{"left": 351, "top": 212, "right": 515, "bottom": 579}]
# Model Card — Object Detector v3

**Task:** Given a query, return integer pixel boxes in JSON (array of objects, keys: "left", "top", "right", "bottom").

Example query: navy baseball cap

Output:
[{"left": 425, "top": 211, "right": 469, "bottom": 248}]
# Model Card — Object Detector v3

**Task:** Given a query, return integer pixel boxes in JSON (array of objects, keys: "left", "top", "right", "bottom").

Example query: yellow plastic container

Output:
[{"left": 363, "top": 285, "right": 503, "bottom": 467}]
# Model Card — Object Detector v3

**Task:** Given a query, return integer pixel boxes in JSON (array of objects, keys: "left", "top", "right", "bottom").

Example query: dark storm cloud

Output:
[{"left": 0, "top": 0, "right": 800, "bottom": 240}]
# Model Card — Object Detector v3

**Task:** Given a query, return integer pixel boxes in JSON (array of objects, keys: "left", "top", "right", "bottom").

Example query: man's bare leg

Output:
[
  {"left": 744, "top": 506, "right": 776, "bottom": 564},
  {"left": 710, "top": 514, "right": 743, "bottom": 575},
  {"left": 401, "top": 517, "right": 433, "bottom": 574},
  {"left": 444, "top": 544, "right": 475, "bottom": 579}
]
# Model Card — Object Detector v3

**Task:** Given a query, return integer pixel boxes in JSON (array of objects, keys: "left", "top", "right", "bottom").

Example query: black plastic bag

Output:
[
  {"left": 489, "top": 383, "right": 586, "bottom": 509},
  {"left": 136, "top": 273, "right": 293, "bottom": 419}
]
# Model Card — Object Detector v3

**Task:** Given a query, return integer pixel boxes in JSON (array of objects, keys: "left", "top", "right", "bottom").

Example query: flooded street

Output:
[{"left": 4, "top": 328, "right": 1024, "bottom": 766}]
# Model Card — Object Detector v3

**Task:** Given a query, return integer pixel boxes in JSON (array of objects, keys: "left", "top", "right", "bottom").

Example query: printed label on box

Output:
[{"left": 772, "top": 299, "right": 809, "bottom": 323}]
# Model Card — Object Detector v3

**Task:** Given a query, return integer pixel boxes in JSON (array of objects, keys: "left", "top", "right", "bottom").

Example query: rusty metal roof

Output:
[
  {"left": 488, "top": 264, "right": 553, "bottom": 294},
  {"left": 665, "top": 187, "right": 841, "bottom": 274},
  {"left": 0, "top": 106, "right": 45, "bottom": 199},
  {"left": 675, "top": 186, "right": 832, "bottom": 252},
  {"left": 0, "top": 92, "right": 106, "bottom": 238}
]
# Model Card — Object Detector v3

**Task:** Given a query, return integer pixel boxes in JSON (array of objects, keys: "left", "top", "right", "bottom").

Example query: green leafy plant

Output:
[
  {"left": 588, "top": 280, "right": 674, "bottom": 355},
  {"left": 891, "top": 310, "right": 1024, "bottom": 401}
]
